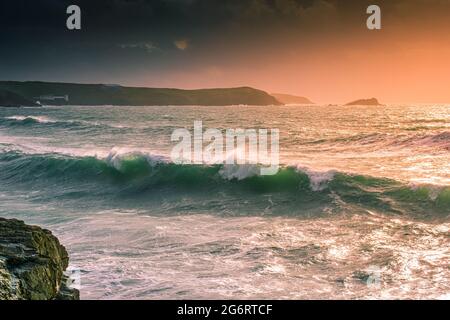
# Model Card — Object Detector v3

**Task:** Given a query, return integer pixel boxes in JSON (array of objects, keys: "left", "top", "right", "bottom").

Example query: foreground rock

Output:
[
  {"left": 345, "top": 98, "right": 383, "bottom": 106},
  {"left": 0, "top": 218, "right": 79, "bottom": 300}
]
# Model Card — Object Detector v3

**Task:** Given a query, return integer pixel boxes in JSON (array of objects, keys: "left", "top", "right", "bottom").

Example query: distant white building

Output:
[{"left": 34, "top": 94, "right": 69, "bottom": 104}]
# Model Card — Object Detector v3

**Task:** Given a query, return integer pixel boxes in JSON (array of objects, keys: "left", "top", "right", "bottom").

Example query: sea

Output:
[{"left": 0, "top": 104, "right": 448, "bottom": 299}]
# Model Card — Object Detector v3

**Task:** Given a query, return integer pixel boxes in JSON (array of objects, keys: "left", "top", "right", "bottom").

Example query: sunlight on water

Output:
[{"left": 0, "top": 104, "right": 448, "bottom": 299}]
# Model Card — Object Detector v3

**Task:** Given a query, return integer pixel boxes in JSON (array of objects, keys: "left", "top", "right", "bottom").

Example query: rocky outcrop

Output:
[
  {"left": 345, "top": 98, "right": 383, "bottom": 106},
  {"left": 0, "top": 218, "right": 79, "bottom": 300}
]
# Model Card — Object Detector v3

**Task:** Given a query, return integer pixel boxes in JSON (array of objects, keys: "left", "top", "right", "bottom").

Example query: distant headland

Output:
[
  {"left": 0, "top": 81, "right": 281, "bottom": 107},
  {"left": 271, "top": 93, "right": 314, "bottom": 105},
  {"left": 0, "top": 88, "right": 39, "bottom": 108}
]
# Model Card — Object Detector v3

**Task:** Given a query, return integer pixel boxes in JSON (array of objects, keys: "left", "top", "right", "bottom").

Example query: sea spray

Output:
[{"left": 171, "top": 121, "right": 280, "bottom": 175}]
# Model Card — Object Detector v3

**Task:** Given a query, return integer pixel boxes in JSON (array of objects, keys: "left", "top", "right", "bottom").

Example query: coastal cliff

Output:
[
  {"left": 0, "top": 81, "right": 281, "bottom": 106},
  {"left": 0, "top": 89, "right": 39, "bottom": 108},
  {"left": 0, "top": 218, "right": 79, "bottom": 300}
]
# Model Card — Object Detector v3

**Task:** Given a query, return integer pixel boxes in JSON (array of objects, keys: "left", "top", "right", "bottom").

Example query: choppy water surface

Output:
[{"left": 0, "top": 104, "right": 448, "bottom": 299}]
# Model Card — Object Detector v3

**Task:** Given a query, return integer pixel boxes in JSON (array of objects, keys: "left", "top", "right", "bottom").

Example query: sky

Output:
[{"left": 1, "top": 0, "right": 450, "bottom": 104}]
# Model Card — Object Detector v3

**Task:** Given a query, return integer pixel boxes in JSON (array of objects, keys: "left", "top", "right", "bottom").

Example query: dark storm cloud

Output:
[
  {"left": 1, "top": 0, "right": 447, "bottom": 44},
  {"left": 0, "top": 0, "right": 449, "bottom": 83},
  {"left": 0, "top": 0, "right": 325, "bottom": 40},
  {"left": 0, "top": 0, "right": 332, "bottom": 81}
]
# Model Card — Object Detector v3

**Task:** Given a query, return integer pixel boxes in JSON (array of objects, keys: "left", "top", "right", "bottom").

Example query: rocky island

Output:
[
  {"left": 344, "top": 98, "right": 383, "bottom": 106},
  {"left": 0, "top": 218, "right": 79, "bottom": 300}
]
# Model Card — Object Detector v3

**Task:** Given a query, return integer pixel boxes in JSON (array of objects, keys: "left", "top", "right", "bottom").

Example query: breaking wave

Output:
[
  {"left": 0, "top": 149, "right": 448, "bottom": 218},
  {"left": 0, "top": 115, "right": 125, "bottom": 131}
]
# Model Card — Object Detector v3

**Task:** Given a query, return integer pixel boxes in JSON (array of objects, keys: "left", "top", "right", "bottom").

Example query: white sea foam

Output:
[
  {"left": 104, "top": 147, "right": 169, "bottom": 171},
  {"left": 296, "top": 166, "right": 336, "bottom": 191},
  {"left": 408, "top": 182, "right": 445, "bottom": 201},
  {"left": 219, "top": 164, "right": 261, "bottom": 180}
]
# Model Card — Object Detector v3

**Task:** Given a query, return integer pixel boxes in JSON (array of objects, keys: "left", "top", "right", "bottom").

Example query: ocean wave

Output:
[
  {"left": 306, "top": 131, "right": 450, "bottom": 151},
  {"left": 395, "top": 132, "right": 450, "bottom": 150},
  {"left": 0, "top": 115, "right": 127, "bottom": 131},
  {"left": 3, "top": 115, "right": 57, "bottom": 124},
  {"left": 0, "top": 149, "right": 448, "bottom": 217}
]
